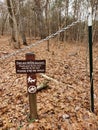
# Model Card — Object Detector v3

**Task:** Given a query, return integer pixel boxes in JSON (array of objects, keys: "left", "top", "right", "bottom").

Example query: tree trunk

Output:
[
  {"left": 21, "top": 31, "right": 27, "bottom": 46},
  {"left": 34, "top": 0, "right": 46, "bottom": 39},
  {"left": 10, "top": 0, "right": 20, "bottom": 48},
  {"left": 34, "top": 11, "right": 37, "bottom": 39},
  {"left": 6, "top": 0, "right": 15, "bottom": 41},
  {"left": 45, "top": 0, "right": 50, "bottom": 51},
  {"left": 1, "top": 14, "right": 8, "bottom": 35},
  {"left": 20, "top": 17, "right": 28, "bottom": 45},
  {"left": 6, "top": 0, "right": 20, "bottom": 48}
]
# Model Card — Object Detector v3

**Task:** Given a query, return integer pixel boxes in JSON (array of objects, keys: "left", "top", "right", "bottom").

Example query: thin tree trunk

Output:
[
  {"left": 45, "top": 0, "right": 50, "bottom": 51},
  {"left": 34, "top": 11, "right": 37, "bottom": 39},
  {"left": 1, "top": 14, "right": 8, "bottom": 35},
  {"left": 34, "top": 0, "right": 46, "bottom": 39},
  {"left": 20, "top": 23, "right": 28, "bottom": 46}
]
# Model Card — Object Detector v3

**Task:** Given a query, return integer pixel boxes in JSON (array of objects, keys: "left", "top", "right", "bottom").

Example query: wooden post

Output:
[
  {"left": 26, "top": 53, "right": 38, "bottom": 119},
  {"left": 15, "top": 54, "right": 46, "bottom": 120}
]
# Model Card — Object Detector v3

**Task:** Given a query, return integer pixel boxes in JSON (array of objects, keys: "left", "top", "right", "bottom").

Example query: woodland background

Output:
[{"left": 0, "top": 0, "right": 98, "bottom": 48}]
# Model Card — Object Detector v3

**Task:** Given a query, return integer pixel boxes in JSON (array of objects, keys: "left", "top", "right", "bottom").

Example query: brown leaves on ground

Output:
[{"left": 0, "top": 36, "right": 98, "bottom": 130}]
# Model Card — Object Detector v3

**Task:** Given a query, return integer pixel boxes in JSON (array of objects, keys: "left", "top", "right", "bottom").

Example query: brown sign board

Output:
[{"left": 15, "top": 60, "right": 46, "bottom": 74}]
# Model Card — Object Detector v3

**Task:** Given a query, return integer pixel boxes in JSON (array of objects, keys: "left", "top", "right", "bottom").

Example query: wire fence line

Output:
[{"left": 0, "top": 19, "right": 81, "bottom": 61}]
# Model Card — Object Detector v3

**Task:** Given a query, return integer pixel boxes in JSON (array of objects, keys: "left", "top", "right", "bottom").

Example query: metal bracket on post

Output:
[{"left": 88, "top": 7, "right": 94, "bottom": 113}]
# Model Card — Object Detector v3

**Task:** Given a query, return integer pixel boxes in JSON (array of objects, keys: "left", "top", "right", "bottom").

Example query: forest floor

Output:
[{"left": 0, "top": 35, "right": 98, "bottom": 130}]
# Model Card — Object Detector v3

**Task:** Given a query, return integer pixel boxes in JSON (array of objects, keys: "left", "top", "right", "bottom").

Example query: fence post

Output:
[
  {"left": 26, "top": 53, "right": 38, "bottom": 119},
  {"left": 88, "top": 7, "right": 94, "bottom": 112}
]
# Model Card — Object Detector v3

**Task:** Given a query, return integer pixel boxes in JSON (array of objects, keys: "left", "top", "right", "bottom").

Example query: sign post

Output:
[
  {"left": 26, "top": 53, "right": 38, "bottom": 120},
  {"left": 15, "top": 53, "right": 46, "bottom": 119},
  {"left": 88, "top": 7, "right": 94, "bottom": 112}
]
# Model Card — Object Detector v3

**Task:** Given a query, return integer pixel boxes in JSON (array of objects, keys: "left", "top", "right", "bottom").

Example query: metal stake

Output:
[{"left": 88, "top": 7, "right": 94, "bottom": 112}]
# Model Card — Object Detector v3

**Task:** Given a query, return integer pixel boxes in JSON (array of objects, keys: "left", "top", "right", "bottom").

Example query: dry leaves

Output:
[{"left": 0, "top": 37, "right": 98, "bottom": 129}]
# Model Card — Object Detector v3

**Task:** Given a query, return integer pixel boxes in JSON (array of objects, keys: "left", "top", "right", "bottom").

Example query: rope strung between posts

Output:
[{"left": 0, "top": 19, "right": 81, "bottom": 61}]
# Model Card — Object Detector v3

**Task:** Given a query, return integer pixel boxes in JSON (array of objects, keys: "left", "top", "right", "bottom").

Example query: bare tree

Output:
[
  {"left": 6, "top": 0, "right": 20, "bottom": 48},
  {"left": 19, "top": 0, "right": 28, "bottom": 45},
  {"left": 34, "top": 0, "right": 46, "bottom": 39},
  {"left": 45, "top": 0, "right": 50, "bottom": 51},
  {"left": 0, "top": 2, "right": 8, "bottom": 35}
]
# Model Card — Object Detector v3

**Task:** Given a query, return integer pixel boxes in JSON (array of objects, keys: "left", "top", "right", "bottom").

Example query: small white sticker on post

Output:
[
  {"left": 88, "top": 7, "right": 92, "bottom": 26},
  {"left": 28, "top": 76, "right": 36, "bottom": 83},
  {"left": 28, "top": 85, "right": 37, "bottom": 93}
]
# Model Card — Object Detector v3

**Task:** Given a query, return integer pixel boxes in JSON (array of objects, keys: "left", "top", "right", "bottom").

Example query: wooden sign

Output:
[
  {"left": 15, "top": 60, "right": 46, "bottom": 73},
  {"left": 15, "top": 53, "right": 46, "bottom": 120}
]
